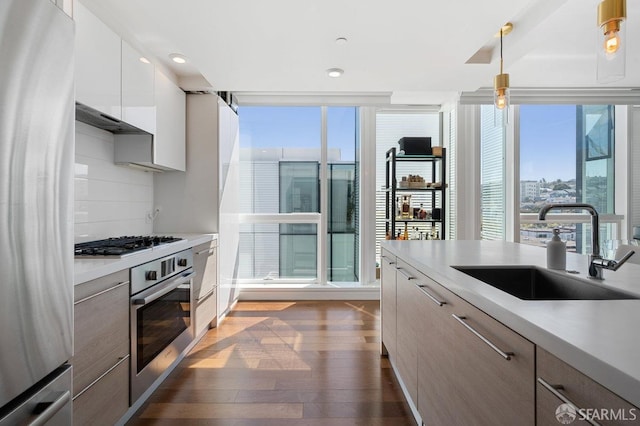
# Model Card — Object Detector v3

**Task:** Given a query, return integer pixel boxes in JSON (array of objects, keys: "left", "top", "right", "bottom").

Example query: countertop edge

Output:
[{"left": 381, "top": 240, "right": 640, "bottom": 409}]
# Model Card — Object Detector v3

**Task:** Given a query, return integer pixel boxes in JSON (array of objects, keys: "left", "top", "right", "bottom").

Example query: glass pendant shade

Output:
[
  {"left": 494, "top": 73, "right": 510, "bottom": 126},
  {"left": 597, "top": 0, "right": 626, "bottom": 83}
]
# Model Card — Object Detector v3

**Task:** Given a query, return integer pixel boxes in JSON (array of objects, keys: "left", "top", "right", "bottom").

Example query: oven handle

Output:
[{"left": 132, "top": 271, "right": 195, "bottom": 305}]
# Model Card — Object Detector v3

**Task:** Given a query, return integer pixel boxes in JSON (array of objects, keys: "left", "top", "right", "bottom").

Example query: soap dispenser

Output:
[{"left": 547, "top": 228, "right": 566, "bottom": 270}]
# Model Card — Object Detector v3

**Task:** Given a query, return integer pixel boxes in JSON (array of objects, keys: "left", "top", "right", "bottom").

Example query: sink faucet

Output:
[{"left": 538, "top": 203, "right": 635, "bottom": 279}]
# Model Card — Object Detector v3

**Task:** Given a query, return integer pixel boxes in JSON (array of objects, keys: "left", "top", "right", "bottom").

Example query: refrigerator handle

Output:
[{"left": 28, "top": 391, "right": 71, "bottom": 426}]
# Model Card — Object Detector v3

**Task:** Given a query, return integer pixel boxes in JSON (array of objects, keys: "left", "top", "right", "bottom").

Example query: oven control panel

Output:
[{"left": 131, "top": 249, "right": 193, "bottom": 295}]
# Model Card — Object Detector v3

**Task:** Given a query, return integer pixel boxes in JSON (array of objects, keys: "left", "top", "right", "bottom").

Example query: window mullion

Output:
[{"left": 319, "top": 107, "right": 328, "bottom": 285}]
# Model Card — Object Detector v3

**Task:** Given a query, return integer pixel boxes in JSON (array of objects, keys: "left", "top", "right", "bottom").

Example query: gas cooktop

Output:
[{"left": 74, "top": 236, "right": 183, "bottom": 257}]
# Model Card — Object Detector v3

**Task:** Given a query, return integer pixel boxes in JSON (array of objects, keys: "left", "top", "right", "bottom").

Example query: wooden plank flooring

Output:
[{"left": 127, "top": 301, "right": 416, "bottom": 425}]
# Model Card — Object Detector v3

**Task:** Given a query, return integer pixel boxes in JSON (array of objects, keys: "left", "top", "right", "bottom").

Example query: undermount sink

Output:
[{"left": 453, "top": 265, "right": 638, "bottom": 301}]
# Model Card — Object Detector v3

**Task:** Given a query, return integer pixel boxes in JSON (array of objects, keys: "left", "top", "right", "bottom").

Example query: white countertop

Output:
[
  {"left": 381, "top": 240, "right": 640, "bottom": 408},
  {"left": 74, "top": 233, "right": 216, "bottom": 285}
]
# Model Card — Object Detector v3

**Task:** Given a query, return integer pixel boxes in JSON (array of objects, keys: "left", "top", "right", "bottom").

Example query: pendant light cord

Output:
[{"left": 500, "top": 28, "right": 504, "bottom": 75}]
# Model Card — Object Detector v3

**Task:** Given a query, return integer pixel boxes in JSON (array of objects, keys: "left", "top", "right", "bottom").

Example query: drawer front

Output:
[
  {"left": 537, "top": 347, "right": 639, "bottom": 426},
  {"left": 195, "top": 286, "right": 217, "bottom": 336},
  {"left": 73, "top": 356, "right": 129, "bottom": 426},
  {"left": 73, "top": 275, "right": 129, "bottom": 396},
  {"left": 193, "top": 241, "right": 217, "bottom": 300},
  {"left": 449, "top": 295, "right": 535, "bottom": 425}
]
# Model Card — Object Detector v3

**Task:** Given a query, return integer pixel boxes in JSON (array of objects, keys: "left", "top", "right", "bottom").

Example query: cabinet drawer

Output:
[
  {"left": 193, "top": 241, "right": 218, "bottom": 300},
  {"left": 73, "top": 356, "right": 129, "bottom": 426},
  {"left": 448, "top": 295, "right": 535, "bottom": 425},
  {"left": 195, "top": 286, "right": 217, "bottom": 336},
  {"left": 73, "top": 271, "right": 129, "bottom": 396},
  {"left": 537, "top": 348, "right": 639, "bottom": 425},
  {"left": 380, "top": 251, "right": 397, "bottom": 358}
]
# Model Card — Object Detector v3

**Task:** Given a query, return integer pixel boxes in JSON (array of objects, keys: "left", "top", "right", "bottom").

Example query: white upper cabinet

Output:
[
  {"left": 121, "top": 41, "right": 156, "bottom": 134},
  {"left": 154, "top": 69, "right": 186, "bottom": 171},
  {"left": 74, "top": 2, "right": 121, "bottom": 119}
]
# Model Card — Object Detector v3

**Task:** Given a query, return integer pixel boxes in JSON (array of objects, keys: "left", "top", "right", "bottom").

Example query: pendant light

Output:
[
  {"left": 494, "top": 23, "right": 512, "bottom": 127},
  {"left": 597, "top": 0, "right": 626, "bottom": 83}
]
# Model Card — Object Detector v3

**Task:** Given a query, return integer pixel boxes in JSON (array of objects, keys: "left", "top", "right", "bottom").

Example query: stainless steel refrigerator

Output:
[{"left": 0, "top": 0, "right": 74, "bottom": 424}]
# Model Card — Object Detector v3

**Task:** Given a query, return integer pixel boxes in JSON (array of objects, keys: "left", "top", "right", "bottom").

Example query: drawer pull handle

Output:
[
  {"left": 451, "top": 314, "right": 513, "bottom": 361},
  {"left": 28, "top": 390, "right": 71, "bottom": 426},
  {"left": 196, "top": 248, "right": 215, "bottom": 255},
  {"left": 381, "top": 255, "right": 395, "bottom": 265},
  {"left": 196, "top": 288, "right": 215, "bottom": 302},
  {"left": 74, "top": 281, "right": 129, "bottom": 305},
  {"left": 417, "top": 284, "right": 446, "bottom": 306},
  {"left": 73, "top": 355, "right": 130, "bottom": 401},
  {"left": 537, "top": 378, "right": 601, "bottom": 426},
  {"left": 396, "top": 268, "right": 414, "bottom": 280}
]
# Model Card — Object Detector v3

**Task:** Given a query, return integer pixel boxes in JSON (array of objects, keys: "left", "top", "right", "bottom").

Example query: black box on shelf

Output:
[
  {"left": 432, "top": 208, "right": 441, "bottom": 220},
  {"left": 398, "top": 137, "right": 432, "bottom": 155}
]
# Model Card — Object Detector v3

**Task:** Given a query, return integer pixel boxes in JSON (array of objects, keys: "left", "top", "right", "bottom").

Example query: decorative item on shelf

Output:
[
  {"left": 494, "top": 22, "right": 512, "bottom": 127},
  {"left": 432, "top": 146, "right": 443, "bottom": 157},
  {"left": 397, "top": 137, "right": 432, "bottom": 155},
  {"left": 418, "top": 203, "right": 427, "bottom": 219},
  {"left": 400, "top": 195, "right": 412, "bottom": 218},
  {"left": 597, "top": 0, "right": 626, "bottom": 82},
  {"left": 432, "top": 208, "right": 441, "bottom": 220}
]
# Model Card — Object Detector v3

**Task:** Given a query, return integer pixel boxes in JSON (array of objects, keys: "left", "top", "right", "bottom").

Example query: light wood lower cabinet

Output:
[
  {"left": 384, "top": 259, "right": 535, "bottom": 425},
  {"left": 537, "top": 348, "right": 639, "bottom": 426},
  {"left": 72, "top": 357, "right": 129, "bottom": 426},
  {"left": 193, "top": 240, "right": 218, "bottom": 336},
  {"left": 72, "top": 269, "right": 130, "bottom": 425},
  {"left": 448, "top": 294, "right": 535, "bottom": 425},
  {"left": 380, "top": 251, "right": 397, "bottom": 359},
  {"left": 395, "top": 259, "right": 423, "bottom": 404},
  {"left": 416, "top": 275, "right": 459, "bottom": 425}
]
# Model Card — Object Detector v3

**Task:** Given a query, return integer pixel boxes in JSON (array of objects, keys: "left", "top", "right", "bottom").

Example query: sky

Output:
[{"left": 519, "top": 105, "right": 577, "bottom": 182}]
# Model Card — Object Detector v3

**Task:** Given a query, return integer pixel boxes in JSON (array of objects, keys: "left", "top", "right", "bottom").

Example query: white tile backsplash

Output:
[{"left": 75, "top": 121, "right": 154, "bottom": 242}]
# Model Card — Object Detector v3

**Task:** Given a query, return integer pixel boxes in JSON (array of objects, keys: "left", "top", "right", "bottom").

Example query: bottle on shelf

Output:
[
  {"left": 403, "top": 223, "right": 409, "bottom": 240},
  {"left": 401, "top": 195, "right": 411, "bottom": 219}
]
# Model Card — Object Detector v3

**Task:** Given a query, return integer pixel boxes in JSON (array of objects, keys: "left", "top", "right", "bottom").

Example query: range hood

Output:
[
  {"left": 76, "top": 102, "right": 150, "bottom": 134},
  {"left": 76, "top": 102, "right": 170, "bottom": 172}
]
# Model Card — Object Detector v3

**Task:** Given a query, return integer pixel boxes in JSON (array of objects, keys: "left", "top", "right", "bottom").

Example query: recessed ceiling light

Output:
[
  {"left": 335, "top": 37, "right": 348, "bottom": 45},
  {"left": 139, "top": 57, "right": 151, "bottom": 64},
  {"left": 327, "top": 68, "right": 344, "bottom": 78},
  {"left": 169, "top": 53, "right": 187, "bottom": 64}
]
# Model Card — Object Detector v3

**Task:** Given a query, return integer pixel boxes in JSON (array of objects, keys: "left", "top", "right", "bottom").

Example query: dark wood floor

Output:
[{"left": 127, "top": 301, "right": 416, "bottom": 425}]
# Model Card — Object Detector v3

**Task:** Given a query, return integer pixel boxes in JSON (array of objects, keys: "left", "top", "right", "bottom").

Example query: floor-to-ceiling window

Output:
[
  {"left": 518, "top": 105, "right": 618, "bottom": 254},
  {"left": 480, "top": 105, "right": 506, "bottom": 240},
  {"left": 238, "top": 106, "right": 359, "bottom": 285},
  {"left": 374, "top": 111, "right": 440, "bottom": 264}
]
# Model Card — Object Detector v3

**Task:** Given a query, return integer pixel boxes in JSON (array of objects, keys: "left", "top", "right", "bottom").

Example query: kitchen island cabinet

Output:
[
  {"left": 381, "top": 240, "right": 640, "bottom": 425},
  {"left": 72, "top": 269, "right": 129, "bottom": 425},
  {"left": 395, "top": 259, "right": 423, "bottom": 405},
  {"left": 537, "top": 348, "right": 639, "bottom": 425},
  {"left": 380, "top": 251, "right": 397, "bottom": 359}
]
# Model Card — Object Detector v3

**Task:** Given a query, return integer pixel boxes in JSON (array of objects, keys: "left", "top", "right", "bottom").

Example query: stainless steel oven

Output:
[{"left": 130, "top": 249, "right": 194, "bottom": 404}]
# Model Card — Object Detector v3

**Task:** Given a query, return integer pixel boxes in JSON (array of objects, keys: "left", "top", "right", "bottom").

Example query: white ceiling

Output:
[{"left": 80, "top": 0, "right": 639, "bottom": 104}]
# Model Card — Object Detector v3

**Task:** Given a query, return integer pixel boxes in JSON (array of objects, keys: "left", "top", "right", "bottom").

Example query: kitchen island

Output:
[{"left": 381, "top": 240, "right": 640, "bottom": 424}]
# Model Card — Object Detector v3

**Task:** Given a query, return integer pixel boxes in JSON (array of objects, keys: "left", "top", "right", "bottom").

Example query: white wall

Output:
[{"left": 74, "top": 121, "right": 153, "bottom": 242}]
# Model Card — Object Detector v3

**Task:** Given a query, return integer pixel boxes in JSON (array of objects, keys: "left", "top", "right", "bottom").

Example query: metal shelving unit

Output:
[{"left": 385, "top": 147, "right": 446, "bottom": 240}]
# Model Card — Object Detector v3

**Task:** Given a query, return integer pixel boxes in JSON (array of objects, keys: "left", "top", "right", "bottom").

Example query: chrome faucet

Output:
[{"left": 538, "top": 203, "right": 635, "bottom": 279}]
